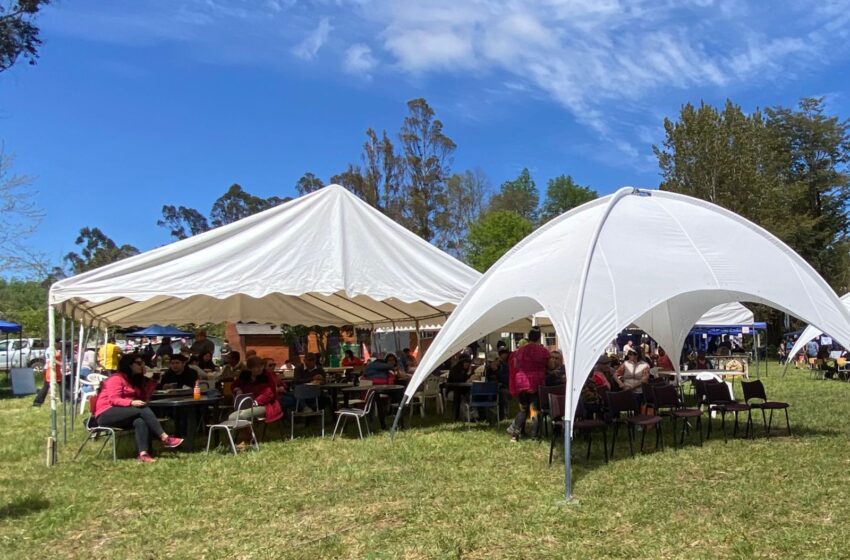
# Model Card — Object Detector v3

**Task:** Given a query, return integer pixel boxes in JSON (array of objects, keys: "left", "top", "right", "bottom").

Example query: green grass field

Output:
[{"left": 1, "top": 364, "right": 849, "bottom": 559}]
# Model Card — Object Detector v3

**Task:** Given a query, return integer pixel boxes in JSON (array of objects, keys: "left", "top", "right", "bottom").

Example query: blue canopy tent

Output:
[
  {"left": 0, "top": 320, "right": 23, "bottom": 370},
  {"left": 124, "top": 324, "right": 194, "bottom": 338}
]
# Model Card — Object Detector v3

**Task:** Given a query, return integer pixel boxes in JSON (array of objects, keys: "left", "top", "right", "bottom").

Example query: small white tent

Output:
[
  {"left": 786, "top": 292, "right": 850, "bottom": 362},
  {"left": 401, "top": 187, "right": 850, "bottom": 498}
]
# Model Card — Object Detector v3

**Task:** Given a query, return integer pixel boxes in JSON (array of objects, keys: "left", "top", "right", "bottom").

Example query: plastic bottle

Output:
[{"left": 193, "top": 380, "right": 201, "bottom": 400}]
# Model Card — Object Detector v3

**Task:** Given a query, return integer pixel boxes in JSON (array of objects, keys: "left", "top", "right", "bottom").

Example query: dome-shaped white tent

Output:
[
  {"left": 400, "top": 187, "right": 850, "bottom": 498},
  {"left": 785, "top": 292, "right": 850, "bottom": 363}
]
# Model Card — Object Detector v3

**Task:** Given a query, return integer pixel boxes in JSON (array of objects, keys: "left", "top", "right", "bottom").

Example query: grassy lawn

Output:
[{"left": 1, "top": 364, "right": 849, "bottom": 559}]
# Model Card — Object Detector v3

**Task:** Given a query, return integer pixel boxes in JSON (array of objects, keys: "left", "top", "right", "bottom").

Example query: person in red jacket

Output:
[
  {"left": 229, "top": 356, "right": 283, "bottom": 424},
  {"left": 507, "top": 328, "right": 550, "bottom": 442},
  {"left": 93, "top": 355, "right": 183, "bottom": 462}
]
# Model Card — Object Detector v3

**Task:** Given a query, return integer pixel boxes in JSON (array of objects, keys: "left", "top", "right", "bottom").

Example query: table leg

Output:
[{"left": 185, "top": 408, "right": 198, "bottom": 452}]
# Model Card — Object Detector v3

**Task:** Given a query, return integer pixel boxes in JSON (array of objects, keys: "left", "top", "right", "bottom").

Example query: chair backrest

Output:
[
  {"left": 550, "top": 393, "right": 566, "bottom": 421},
  {"left": 539, "top": 384, "right": 566, "bottom": 411},
  {"left": 652, "top": 384, "right": 680, "bottom": 409},
  {"left": 234, "top": 393, "right": 256, "bottom": 417},
  {"left": 361, "top": 389, "right": 377, "bottom": 414},
  {"left": 607, "top": 389, "right": 638, "bottom": 416},
  {"left": 293, "top": 383, "right": 321, "bottom": 405},
  {"left": 470, "top": 381, "right": 499, "bottom": 396},
  {"left": 704, "top": 381, "right": 733, "bottom": 404},
  {"left": 741, "top": 379, "right": 767, "bottom": 403},
  {"left": 358, "top": 379, "right": 374, "bottom": 388},
  {"left": 422, "top": 376, "right": 442, "bottom": 395},
  {"left": 642, "top": 383, "right": 656, "bottom": 406}
]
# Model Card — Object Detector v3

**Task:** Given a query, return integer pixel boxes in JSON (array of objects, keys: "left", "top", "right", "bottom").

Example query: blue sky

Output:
[{"left": 2, "top": 0, "right": 850, "bottom": 268}]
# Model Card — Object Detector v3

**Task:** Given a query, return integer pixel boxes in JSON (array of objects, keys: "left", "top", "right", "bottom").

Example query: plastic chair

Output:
[
  {"left": 291, "top": 384, "right": 325, "bottom": 440},
  {"left": 605, "top": 389, "right": 663, "bottom": 457},
  {"left": 704, "top": 382, "right": 751, "bottom": 442},
  {"left": 78, "top": 373, "right": 107, "bottom": 414},
  {"left": 653, "top": 384, "right": 703, "bottom": 448},
  {"left": 549, "top": 394, "right": 607, "bottom": 465},
  {"left": 205, "top": 394, "right": 260, "bottom": 454},
  {"left": 332, "top": 390, "right": 376, "bottom": 440},
  {"left": 408, "top": 376, "right": 443, "bottom": 417},
  {"left": 463, "top": 382, "right": 500, "bottom": 424},
  {"left": 741, "top": 379, "right": 790, "bottom": 437}
]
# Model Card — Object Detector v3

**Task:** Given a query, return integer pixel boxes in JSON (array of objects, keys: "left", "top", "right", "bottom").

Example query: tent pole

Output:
[
  {"left": 61, "top": 315, "right": 67, "bottom": 444},
  {"left": 564, "top": 419, "right": 572, "bottom": 500},
  {"left": 562, "top": 186, "right": 634, "bottom": 501},
  {"left": 73, "top": 323, "right": 85, "bottom": 431},
  {"left": 47, "top": 305, "right": 57, "bottom": 466}
]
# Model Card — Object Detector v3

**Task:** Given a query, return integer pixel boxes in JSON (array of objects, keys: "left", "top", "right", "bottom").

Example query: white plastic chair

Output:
[
  {"left": 78, "top": 373, "right": 107, "bottom": 414},
  {"left": 409, "top": 376, "right": 443, "bottom": 418}
]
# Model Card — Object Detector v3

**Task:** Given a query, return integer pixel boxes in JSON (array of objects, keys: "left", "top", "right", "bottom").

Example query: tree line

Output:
[{"left": 2, "top": 95, "right": 849, "bottom": 344}]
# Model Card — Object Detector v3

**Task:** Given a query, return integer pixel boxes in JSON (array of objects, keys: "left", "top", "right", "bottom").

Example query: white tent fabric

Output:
[
  {"left": 49, "top": 185, "right": 481, "bottom": 327},
  {"left": 404, "top": 187, "right": 850, "bottom": 426},
  {"left": 694, "top": 302, "right": 754, "bottom": 326},
  {"left": 786, "top": 292, "right": 850, "bottom": 361},
  {"left": 633, "top": 300, "right": 755, "bottom": 373}
]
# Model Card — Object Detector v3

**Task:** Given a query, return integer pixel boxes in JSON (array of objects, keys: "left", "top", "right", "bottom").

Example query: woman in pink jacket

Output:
[{"left": 93, "top": 354, "right": 183, "bottom": 462}]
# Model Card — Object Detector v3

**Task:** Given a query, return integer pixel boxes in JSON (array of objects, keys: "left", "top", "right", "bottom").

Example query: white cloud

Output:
[
  {"left": 293, "top": 17, "right": 333, "bottom": 61},
  {"left": 343, "top": 43, "right": 377, "bottom": 77}
]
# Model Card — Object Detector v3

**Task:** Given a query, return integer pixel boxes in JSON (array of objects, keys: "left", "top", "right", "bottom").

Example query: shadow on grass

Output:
[{"left": 0, "top": 495, "right": 50, "bottom": 520}]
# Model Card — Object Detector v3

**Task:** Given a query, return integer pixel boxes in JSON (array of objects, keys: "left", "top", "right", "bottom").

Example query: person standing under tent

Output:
[
  {"left": 506, "top": 328, "right": 549, "bottom": 442},
  {"left": 655, "top": 347, "right": 675, "bottom": 371},
  {"left": 97, "top": 336, "right": 123, "bottom": 373},
  {"left": 189, "top": 329, "right": 215, "bottom": 358},
  {"left": 32, "top": 343, "right": 63, "bottom": 407}
]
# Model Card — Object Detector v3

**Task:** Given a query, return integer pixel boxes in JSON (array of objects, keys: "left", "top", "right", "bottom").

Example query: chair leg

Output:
[
  {"left": 785, "top": 409, "right": 791, "bottom": 436},
  {"left": 321, "top": 411, "right": 325, "bottom": 438},
  {"left": 112, "top": 433, "right": 118, "bottom": 462},
  {"left": 356, "top": 416, "right": 364, "bottom": 440},
  {"left": 332, "top": 414, "right": 343, "bottom": 440},
  {"left": 586, "top": 429, "right": 593, "bottom": 460},
  {"left": 610, "top": 423, "right": 619, "bottom": 459},
  {"left": 761, "top": 408, "right": 768, "bottom": 436},
  {"left": 290, "top": 412, "right": 295, "bottom": 440},
  {"left": 420, "top": 399, "right": 425, "bottom": 418},
  {"left": 73, "top": 435, "right": 91, "bottom": 461},
  {"left": 224, "top": 429, "right": 238, "bottom": 455},
  {"left": 721, "top": 411, "right": 728, "bottom": 443},
  {"left": 601, "top": 427, "right": 608, "bottom": 463},
  {"left": 548, "top": 423, "right": 557, "bottom": 466},
  {"left": 640, "top": 424, "right": 647, "bottom": 452},
  {"left": 628, "top": 424, "right": 635, "bottom": 457},
  {"left": 697, "top": 415, "right": 703, "bottom": 446},
  {"left": 767, "top": 409, "right": 774, "bottom": 437},
  {"left": 656, "top": 421, "right": 663, "bottom": 451},
  {"left": 206, "top": 428, "right": 214, "bottom": 453},
  {"left": 95, "top": 433, "right": 111, "bottom": 459}
]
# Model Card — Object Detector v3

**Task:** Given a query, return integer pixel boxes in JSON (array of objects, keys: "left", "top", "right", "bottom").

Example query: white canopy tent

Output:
[
  {"left": 399, "top": 187, "right": 850, "bottom": 499},
  {"left": 49, "top": 185, "right": 479, "bottom": 328},
  {"left": 786, "top": 292, "right": 850, "bottom": 363},
  {"left": 45, "top": 185, "right": 480, "bottom": 463}
]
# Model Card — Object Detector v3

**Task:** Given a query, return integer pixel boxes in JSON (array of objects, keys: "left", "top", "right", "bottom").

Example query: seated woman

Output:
[
  {"left": 341, "top": 349, "right": 365, "bottom": 368},
  {"left": 197, "top": 351, "right": 218, "bottom": 373},
  {"left": 614, "top": 349, "right": 650, "bottom": 407},
  {"left": 545, "top": 350, "right": 567, "bottom": 386},
  {"left": 655, "top": 347, "right": 675, "bottom": 371},
  {"left": 220, "top": 351, "right": 244, "bottom": 381},
  {"left": 229, "top": 356, "right": 283, "bottom": 424},
  {"left": 362, "top": 354, "right": 399, "bottom": 384},
  {"left": 92, "top": 355, "right": 183, "bottom": 462}
]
